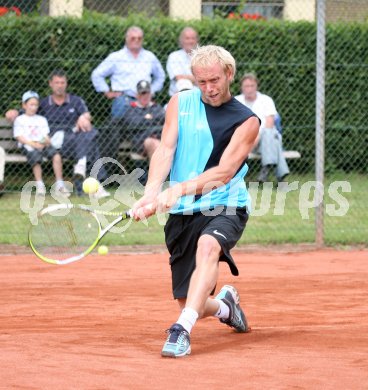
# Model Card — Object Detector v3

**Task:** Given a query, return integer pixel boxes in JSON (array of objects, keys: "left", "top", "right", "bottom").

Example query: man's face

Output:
[
  {"left": 49, "top": 76, "right": 67, "bottom": 96},
  {"left": 137, "top": 91, "right": 151, "bottom": 107},
  {"left": 193, "top": 62, "right": 232, "bottom": 107},
  {"left": 241, "top": 78, "right": 258, "bottom": 101},
  {"left": 181, "top": 30, "right": 198, "bottom": 53},
  {"left": 126, "top": 31, "right": 144, "bottom": 52}
]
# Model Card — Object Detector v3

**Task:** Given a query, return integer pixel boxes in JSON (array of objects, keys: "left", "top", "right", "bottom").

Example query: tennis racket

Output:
[{"left": 29, "top": 203, "right": 151, "bottom": 265}]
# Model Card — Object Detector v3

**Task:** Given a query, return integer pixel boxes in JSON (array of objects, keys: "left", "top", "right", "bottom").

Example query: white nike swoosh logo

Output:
[
  {"left": 213, "top": 230, "right": 227, "bottom": 240},
  {"left": 180, "top": 112, "right": 192, "bottom": 116}
]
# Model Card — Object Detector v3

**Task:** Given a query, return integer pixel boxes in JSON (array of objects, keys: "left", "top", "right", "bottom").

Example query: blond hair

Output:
[{"left": 190, "top": 45, "right": 236, "bottom": 81}]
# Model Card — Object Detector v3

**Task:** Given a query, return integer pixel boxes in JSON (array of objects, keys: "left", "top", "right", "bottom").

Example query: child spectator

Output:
[{"left": 13, "top": 91, "right": 69, "bottom": 196}]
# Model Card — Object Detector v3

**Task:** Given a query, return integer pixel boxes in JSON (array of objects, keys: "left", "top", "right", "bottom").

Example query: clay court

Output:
[{"left": 1, "top": 248, "right": 367, "bottom": 389}]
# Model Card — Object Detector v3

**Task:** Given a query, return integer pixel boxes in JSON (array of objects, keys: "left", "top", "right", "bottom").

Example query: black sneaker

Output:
[
  {"left": 161, "top": 323, "right": 191, "bottom": 358},
  {"left": 215, "top": 285, "right": 250, "bottom": 333}
]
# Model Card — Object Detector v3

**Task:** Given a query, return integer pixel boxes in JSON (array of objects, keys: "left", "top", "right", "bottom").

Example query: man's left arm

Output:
[
  {"left": 77, "top": 112, "right": 92, "bottom": 132},
  {"left": 264, "top": 95, "right": 277, "bottom": 129},
  {"left": 75, "top": 97, "right": 92, "bottom": 132},
  {"left": 162, "top": 116, "right": 260, "bottom": 208}
]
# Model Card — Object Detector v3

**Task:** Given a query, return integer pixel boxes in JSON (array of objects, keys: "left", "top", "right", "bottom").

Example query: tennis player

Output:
[{"left": 132, "top": 45, "right": 260, "bottom": 358}]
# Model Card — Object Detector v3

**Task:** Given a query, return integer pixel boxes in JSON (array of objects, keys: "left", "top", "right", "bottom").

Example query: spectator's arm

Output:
[
  {"left": 264, "top": 114, "right": 275, "bottom": 129},
  {"left": 72, "top": 97, "right": 92, "bottom": 131},
  {"left": 91, "top": 54, "right": 115, "bottom": 93},
  {"left": 43, "top": 135, "right": 51, "bottom": 146},
  {"left": 167, "top": 52, "right": 195, "bottom": 84},
  {"left": 5, "top": 109, "right": 19, "bottom": 123},
  {"left": 150, "top": 55, "right": 166, "bottom": 95},
  {"left": 263, "top": 95, "right": 277, "bottom": 129},
  {"left": 16, "top": 135, "right": 44, "bottom": 150},
  {"left": 166, "top": 53, "right": 178, "bottom": 81},
  {"left": 255, "top": 114, "right": 275, "bottom": 146},
  {"left": 76, "top": 111, "right": 92, "bottom": 132}
]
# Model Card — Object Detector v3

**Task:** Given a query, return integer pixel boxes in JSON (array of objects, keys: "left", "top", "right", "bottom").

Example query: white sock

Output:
[
  {"left": 214, "top": 299, "right": 230, "bottom": 320},
  {"left": 76, "top": 156, "right": 87, "bottom": 167},
  {"left": 74, "top": 157, "right": 87, "bottom": 177},
  {"left": 36, "top": 180, "right": 45, "bottom": 188},
  {"left": 56, "top": 180, "right": 64, "bottom": 189},
  {"left": 176, "top": 307, "right": 198, "bottom": 334}
]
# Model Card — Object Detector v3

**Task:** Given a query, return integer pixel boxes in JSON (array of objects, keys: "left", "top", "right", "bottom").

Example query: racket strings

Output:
[
  {"left": 94, "top": 210, "right": 127, "bottom": 217},
  {"left": 77, "top": 205, "right": 129, "bottom": 218},
  {"left": 30, "top": 209, "right": 100, "bottom": 261}
]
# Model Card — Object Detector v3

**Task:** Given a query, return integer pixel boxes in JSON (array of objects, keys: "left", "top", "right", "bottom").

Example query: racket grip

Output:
[{"left": 129, "top": 203, "right": 154, "bottom": 218}]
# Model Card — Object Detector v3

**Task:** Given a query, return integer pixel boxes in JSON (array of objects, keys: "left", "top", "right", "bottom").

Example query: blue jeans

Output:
[
  {"left": 61, "top": 128, "right": 108, "bottom": 181},
  {"left": 111, "top": 95, "right": 135, "bottom": 119},
  {"left": 258, "top": 127, "right": 289, "bottom": 179}
]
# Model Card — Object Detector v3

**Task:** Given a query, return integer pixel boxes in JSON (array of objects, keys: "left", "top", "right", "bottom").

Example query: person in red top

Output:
[{"left": 123, "top": 80, "right": 165, "bottom": 159}]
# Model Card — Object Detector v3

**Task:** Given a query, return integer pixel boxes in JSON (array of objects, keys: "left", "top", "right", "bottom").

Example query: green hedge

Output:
[{"left": 0, "top": 13, "right": 367, "bottom": 173}]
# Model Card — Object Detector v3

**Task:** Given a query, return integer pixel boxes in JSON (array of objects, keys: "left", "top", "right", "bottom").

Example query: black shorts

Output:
[
  {"left": 164, "top": 206, "right": 249, "bottom": 299},
  {"left": 21, "top": 146, "right": 58, "bottom": 167}
]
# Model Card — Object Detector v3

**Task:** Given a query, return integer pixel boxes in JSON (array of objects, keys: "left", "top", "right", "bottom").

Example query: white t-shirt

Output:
[
  {"left": 235, "top": 91, "right": 277, "bottom": 131},
  {"left": 13, "top": 114, "right": 50, "bottom": 151},
  {"left": 166, "top": 49, "right": 193, "bottom": 96}
]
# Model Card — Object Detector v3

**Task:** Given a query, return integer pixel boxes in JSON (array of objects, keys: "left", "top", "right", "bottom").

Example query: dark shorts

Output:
[
  {"left": 132, "top": 126, "right": 161, "bottom": 155},
  {"left": 164, "top": 206, "right": 249, "bottom": 299},
  {"left": 21, "top": 146, "right": 58, "bottom": 167}
]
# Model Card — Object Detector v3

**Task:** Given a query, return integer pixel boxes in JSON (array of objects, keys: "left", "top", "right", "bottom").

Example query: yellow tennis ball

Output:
[
  {"left": 82, "top": 177, "right": 99, "bottom": 194},
  {"left": 98, "top": 245, "right": 108, "bottom": 255}
]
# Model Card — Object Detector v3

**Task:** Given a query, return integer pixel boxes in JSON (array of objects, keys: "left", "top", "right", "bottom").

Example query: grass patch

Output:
[{"left": 0, "top": 174, "right": 366, "bottom": 247}]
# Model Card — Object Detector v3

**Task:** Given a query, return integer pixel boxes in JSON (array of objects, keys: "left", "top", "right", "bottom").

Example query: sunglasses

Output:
[{"left": 130, "top": 36, "right": 143, "bottom": 41}]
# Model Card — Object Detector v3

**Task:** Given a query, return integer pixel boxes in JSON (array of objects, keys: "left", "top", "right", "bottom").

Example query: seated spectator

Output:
[
  {"left": 235, "top": 73, "right": 289, "bottom": 183},
  {"left": 105, "top": 80, "right": 165, "bottom": 162},
  {"left": 122, "top": 80, "right": 165, "bottom": 159},
  {"left": 13, "top": 91, "right": 69, "bottom": 196},
  {"left": 166, "top": 27, "right": 198, "bottom": 96},
  {"left": 91, "top": 26, "right": 165, "bottom": 119},
  {"left": 6, "top": 70, "right": 109, "bottom": 198}
]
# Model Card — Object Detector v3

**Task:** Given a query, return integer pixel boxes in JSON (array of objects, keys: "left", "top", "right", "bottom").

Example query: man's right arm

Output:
[
  {"left": 91, "top": 53, "right": 114, "bottom": 93},
  {"left": 132, "top": 94, "right": 179, "bottom": 219},
  {"left": 5, "top": 109, "right": 19, "bottom": 123}
]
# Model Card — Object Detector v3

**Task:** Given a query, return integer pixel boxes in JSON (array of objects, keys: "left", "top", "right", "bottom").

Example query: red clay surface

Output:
[{"left": 1, "top": 249, "right": 367, "bottom": 389}]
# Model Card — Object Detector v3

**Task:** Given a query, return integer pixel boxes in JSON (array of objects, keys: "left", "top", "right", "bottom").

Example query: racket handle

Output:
[{"left": 129, "top": 203, "right": 154, "bottom": 218}]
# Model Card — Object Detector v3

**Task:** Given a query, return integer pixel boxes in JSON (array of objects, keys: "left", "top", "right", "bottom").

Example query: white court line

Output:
[{"left": 252, "top": 324, "right": 368, "bottom": 331}]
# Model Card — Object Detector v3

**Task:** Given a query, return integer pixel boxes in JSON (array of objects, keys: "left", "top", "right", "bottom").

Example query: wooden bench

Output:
[
  {"left": 122, "top": 147, "right": 301, "bottom": 162},
  {"left": 0, "top": 118, "right": 144, "bottom": 181},
  {"left": 248, "top": 150, "right": 301, "bottom": 160},
  {"left": 0, "top": 118, "right": 28, "bottom": 164}
]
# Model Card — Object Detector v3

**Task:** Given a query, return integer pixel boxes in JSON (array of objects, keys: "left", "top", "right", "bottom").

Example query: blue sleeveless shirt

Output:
[{"left": 169, "top": 88, "right": 257, "bottom": 214}]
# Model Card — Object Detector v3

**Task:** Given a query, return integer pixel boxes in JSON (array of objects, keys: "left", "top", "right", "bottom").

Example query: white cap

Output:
[
  {"left": 22, "top": 90, "right": 39, "bottom": 103},
  {"left": 176, "top": 79, "right": 194, "bottom": 92}
]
